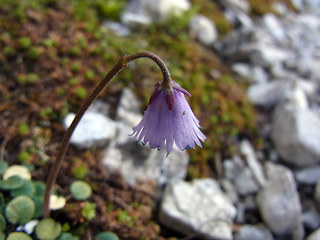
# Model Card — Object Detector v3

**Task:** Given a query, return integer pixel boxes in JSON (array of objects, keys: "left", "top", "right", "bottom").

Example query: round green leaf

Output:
[
  {"left": 10, "top": 180, "right": 35, "bottom": 197},
  {"left": 58, "top": 232, "right": 79, "bottom": 240},
  {"left": 7, "top": 232, "right": 32, "bottom": 240},
  {"left": 0, "top": 213, "right": 6, "bottom": 231},
  {"left": 36, "top": 218, "right": 62, "bottom": 240},
  {"left": 31, "top": 196, "right": 44, "bottom": 218},
  {"left": 0, "top": 160, "right": 8, "bottom": 175},
  {"left": 95, "top": 232, "right": 119, "bottom": 240},
  {"left": 5, "top": 195, "right": 35, "bottom": 224},
  {"left": 34, "top": 181, "right": 46, "bottom": 196},
  {"left": 70, "top": 180, "right": 92, "bottom": 200},
  {"left": 0, "top": 175, "right": 24, "bottom": 190},
  {"left": 0, "top": 192, "right": 4, "bottom": 206}
]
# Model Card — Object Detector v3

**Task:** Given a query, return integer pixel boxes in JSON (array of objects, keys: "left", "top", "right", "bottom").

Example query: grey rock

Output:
[
  {"left": 295, "top": 166, "right": 320, "bottom": 184},
  {"left": 189, "top": 14, "right": 218, "bottom": 46},
  {"left": 302, "top": 209, "right": 320, "bottom": 230},
  {"left": 272, "top": 94, "right": 320, "bottom": 167},
  {"left": 121, "top": 0, "right": 191, "bottom": 26},
  {"left": 221, "top": 179, "right": 239, "bottom": 204},
  {"left": 240, "top": 140, "right": 266, "bottom": 187},
  {"left": 116, "top": 88, "right": 141, "bottom": 127},
  {"left": 103, "top": 123, "right": 189, "bottom": 187},
  {"left": 102, "top": 21, "right": 131, "bottom": 37},
  {"left": 235, "top": 224, "right": 274, "bottom": 240},
  {"left": 223, "top": 156, "right": 259, "bottom": 196},
  {"left": 219, "top": 0, "right": 251, "bottom": 13},
  {"left": 224, "top": 9, "right": 253, "bottom": 31},
  {"left": 314, "top": 180, "right": 320, "bottom": 205},
  {"left": 248, "top": 81, "right": 289, "bottom": 107},
  {"left": 232, "top": 64, "right": 268, "bottom": 83},
  {"left": 291, "top": 0, "right": 304, "bottom": 11},
  {"left": 159, "top": 179, "right": 236, "bottom": 240},
  {"left": 256, "top": 162, "right": 304, "bottom": 239},
  {"left": 64, "top": 111, "right": 117, "bottom": 149},
  {"left": 306, "top": 228, "right": 320, "bottom": 240},
  {"left": 248, "top": 43, "right": 294, "bottom": 68}
]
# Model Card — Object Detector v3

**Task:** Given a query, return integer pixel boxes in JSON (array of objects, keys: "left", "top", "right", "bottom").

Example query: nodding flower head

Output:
[{"left": 132, "top": 80, "right": 206, "bottom": 154}]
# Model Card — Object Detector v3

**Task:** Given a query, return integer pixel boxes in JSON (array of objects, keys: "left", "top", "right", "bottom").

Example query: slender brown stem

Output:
[{"left": 43, "top": 51, "right": 171, "bottom": 218}]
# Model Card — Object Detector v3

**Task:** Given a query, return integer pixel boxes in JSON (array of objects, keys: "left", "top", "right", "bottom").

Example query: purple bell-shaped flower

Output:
[{"left": 132, "top": 81, "right": 206, "bottom": 153}]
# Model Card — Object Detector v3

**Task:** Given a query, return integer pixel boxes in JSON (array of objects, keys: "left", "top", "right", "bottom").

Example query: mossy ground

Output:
[{"left": 0, "top": 0, "right": 270, "bottom": 239}]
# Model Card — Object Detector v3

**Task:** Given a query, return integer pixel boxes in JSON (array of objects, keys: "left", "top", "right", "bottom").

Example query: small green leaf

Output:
[
  {"left": 70, "top": 180, "right": 92, "bottom": 200},
  {"left": 0, "top": 175, "right": 24, "bottom": 190},
  {"left": 36, "top": 218, "right": 62, "bottom": 240},
  {"left": 10, "top": 180, "right": 35, "bottom": 197},
  {"left": 18, "top": 123, "right": 30, "bottom": 136},
  {"left": 0, "top": 160, "right": 8, "bottom": 175},
  {"left": 81, "top": 201, "right": 96, "bottom": 220},
  {"left": 34, "top": 181, "right": 46, "bottom": 196},
  {"left": 7, "top": 232, "right": 32, "bottom": 240},
  {"left": 58, "top": 232, "right": 79, "bottom": 240},
  {"left": 95, "top": 232, "right": 119, "bottom": 240},
  {"left": 32, "top": 196, "right": 44, "bottom": 218},
  {"left": 0, "top": 213, "right": 6, "bottom": 231},
  {"left": 5, "top": 195, "right": 35, "bottom": 224}
]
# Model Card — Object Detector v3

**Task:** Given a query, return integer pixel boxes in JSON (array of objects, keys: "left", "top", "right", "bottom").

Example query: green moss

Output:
[
  {"left": 72, "top": 164, "right": 88, "bottom": 179},
  {"left": 19, "top": 37, "right": 32, "bottom": 49},
  {"left": 18, "top": 123, "right": 30, "bottom": 136},
  {"left": 75, "top": 87, "right": 87, "bottom": 99},
  {"left": 28, "top": 47, "right": 42, "bottom": 59},
  {"left": 18, "top": 151, "right": 31, "bottom": 163},
  {"left": 27, "top": 73, "right": 39, "bottom": 83},
  {"left": 71, "top": 62, "right": 81, "bottom": 73},
  {"left": 85, "top": 70, "right": 94, "bottom": 80}
]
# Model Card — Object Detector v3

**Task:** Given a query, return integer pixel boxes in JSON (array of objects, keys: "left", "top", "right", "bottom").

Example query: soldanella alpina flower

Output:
[{"left": 132, "top": 80, "right": 206, "bottom": 153}]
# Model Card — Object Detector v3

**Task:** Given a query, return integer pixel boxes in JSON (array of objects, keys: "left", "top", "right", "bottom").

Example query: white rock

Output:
[
  {"left": 159, "top": 179, "right": 236, "bottom": 240},
  {"left": 235, "top": 224, "right": 274, "bottom": 240},
  {"left": 256, "top": 162, "right": 304, "bottom": 239},
  {"left": 64, "top": 111, "right": 117, "bottom": 149},
  {"left": 295, "top": 166, "right": 320, "bottom": 184},
  {"left": 271, "top": 101, "right": 320, "bottom": 167},
  {"left": 189, "top": 14, "right": 218, "bottom": 46},
  {"left": 121, "top": 0, "right": 191, "bottom": 26},
  {"left": 306, "top": 228, "right": 320, "bottom": 240},
  {"left": 261, "top": 14, "right": 286, "bottom": 43}
]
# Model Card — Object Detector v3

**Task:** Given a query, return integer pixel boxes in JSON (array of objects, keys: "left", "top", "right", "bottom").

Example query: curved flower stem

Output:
[{"left": 43, "top": 51, "right": 172, "bottom": 218}]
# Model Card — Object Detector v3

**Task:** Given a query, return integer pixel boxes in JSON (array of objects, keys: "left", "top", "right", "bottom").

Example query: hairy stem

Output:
[{"left": 43, "top": 51, "right": 171, "bottom": 218}]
